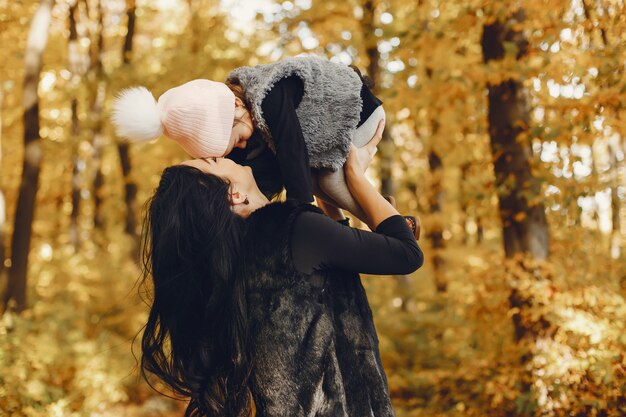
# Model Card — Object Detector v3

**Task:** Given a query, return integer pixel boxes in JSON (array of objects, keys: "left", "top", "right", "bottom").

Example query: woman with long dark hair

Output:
[
  {"left": 138, "top": 122, "right": 424, "bottom": 417},
  {"left": 139, "top": 166, "right": 253, "bottom": 416}
]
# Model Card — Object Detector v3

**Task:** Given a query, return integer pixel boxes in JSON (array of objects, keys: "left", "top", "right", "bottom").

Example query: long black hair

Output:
[{"left": 138, "top": 164, "right": 253, "bottom": 417}]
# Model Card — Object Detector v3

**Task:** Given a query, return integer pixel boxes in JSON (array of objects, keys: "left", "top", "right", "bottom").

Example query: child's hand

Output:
[{"left": 345, "top": 119, "right": 385, "bottom": 178}]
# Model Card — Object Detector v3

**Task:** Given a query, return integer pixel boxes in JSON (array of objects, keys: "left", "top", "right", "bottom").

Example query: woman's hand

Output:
[
  {"left": 342, "top": 119, "right": 400, "bottom": 230},
  {"left": 345, "top": 119, "right": 385, "bottom": 179}
]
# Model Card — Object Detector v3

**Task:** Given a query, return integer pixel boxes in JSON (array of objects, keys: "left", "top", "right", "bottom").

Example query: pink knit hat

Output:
[{"left": 111, "top": 79, "right": 236, "bottom": 158}]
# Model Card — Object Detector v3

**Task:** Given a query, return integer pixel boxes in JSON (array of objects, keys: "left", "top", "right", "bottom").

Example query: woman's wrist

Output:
[
  {"left": 345, "top": 167, "right": 368, "bottom": 189},
  {"left": 344, "top": 158, "right": 365, "bottom": 179},
  {"left": 346, "top": 172, "right": 399, "bottom": 230},
  {"left": 345, "top": 174, "right": 368, "bottom": 202}
]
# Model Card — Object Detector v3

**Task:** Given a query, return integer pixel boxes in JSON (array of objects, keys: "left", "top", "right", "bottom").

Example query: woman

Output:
[{"left": 139, "top": 122, "right": 424, "bottom": 417}]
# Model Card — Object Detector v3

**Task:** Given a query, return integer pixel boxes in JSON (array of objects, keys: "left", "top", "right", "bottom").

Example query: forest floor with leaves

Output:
[{"left": 1, "top": 229, "right": 625, "bottom": 417}]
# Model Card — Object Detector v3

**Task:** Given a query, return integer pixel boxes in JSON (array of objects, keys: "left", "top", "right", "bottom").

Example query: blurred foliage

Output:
[{"left": 1, "top": 0, "right": 626, "bottom": 416}]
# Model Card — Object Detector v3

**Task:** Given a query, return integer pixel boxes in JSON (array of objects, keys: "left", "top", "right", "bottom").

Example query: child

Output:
[{"left": 112, "top": 55, "right": 414, "bottom": 234}]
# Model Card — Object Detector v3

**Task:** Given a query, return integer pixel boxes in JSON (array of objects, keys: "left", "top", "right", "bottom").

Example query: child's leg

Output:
[
  {"left": 318, "top": 106, "right": 386, "bottom": 225},
  {"left": 352, "top": 105, "right": 386, "bottom": 147},
  {"left": 311, "top": 169, "right": 343, "bottom": 209},
  {"left": 318, "top": 167, "right": 369, "bottom": 223}
]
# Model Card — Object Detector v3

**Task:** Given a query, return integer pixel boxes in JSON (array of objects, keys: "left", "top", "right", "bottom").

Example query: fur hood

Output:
[{"left": 227, "top": 55, "right": 363, "bottom": 170}]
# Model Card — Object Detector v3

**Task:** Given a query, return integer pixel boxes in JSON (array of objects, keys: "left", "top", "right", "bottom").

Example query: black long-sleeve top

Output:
[
  {"left": 260, "top": 75, "right": 314, "bottom": 202},
  {"left": 291, "top": 213, "right": 423, "bottom": 276},
  {"left": 227, "top": 71, "right": 383, "bottom": 203}
]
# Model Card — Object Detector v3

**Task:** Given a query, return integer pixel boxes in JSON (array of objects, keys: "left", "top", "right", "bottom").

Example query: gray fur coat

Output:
[
  {"left": 226, "top": 55, "right": 364, "bottom": 170},
  {"left": 244, "top": 200, "right": 396, "bottom": 417}
]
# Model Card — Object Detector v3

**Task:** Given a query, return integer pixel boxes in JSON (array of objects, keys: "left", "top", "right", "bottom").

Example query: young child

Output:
[{"left": 112, "top": 55, "right": 416, "bottom": 235}]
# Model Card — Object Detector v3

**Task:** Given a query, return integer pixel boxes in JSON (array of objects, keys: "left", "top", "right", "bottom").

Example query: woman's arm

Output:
[
  {"left": 291, "top": 211, "right": 423, "bottom": 276},
  {"left": 343, "top": 119, "right": 399, "bottom": 230},
  {"left": 291, "top": 119, "right": 423, "bottom": 275}
]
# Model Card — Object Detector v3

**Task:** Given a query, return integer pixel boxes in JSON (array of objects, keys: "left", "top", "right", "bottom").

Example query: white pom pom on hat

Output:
[
  {"left": 111, "top": 79, "right": 236, "bottom": 158},
  {"left": 112, "top": 86, "right": 163, "bottom": 142}
]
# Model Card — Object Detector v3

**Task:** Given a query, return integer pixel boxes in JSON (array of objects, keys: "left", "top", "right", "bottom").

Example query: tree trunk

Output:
[
  {"left": 481, "top": 10, "right": 551, "bottom": 412},
  {"left": 424, "top": 61, "right": 447, "bottom": 291},
  {"left": 118, "top": 143, "right": 138, "bottom": 237},
  {"left": 582, "top": 0, "right": 608, "bottom": 47},
  {"left": 481, "top": 13, "right": 549, "bottom": 261},
  {"left": 118, "top": 0, "right": 140, "bottom": 248},
  {"left": 361, "top": 0, "right": 410, "bottom": 310},
  {"left": 91, "top": 91, "right": 106, "bottom": 229},
  {"left": 87, "top": 0, "right": 106, "bottom": 230},
  {"left": 459, "top": 162, "right": 483, "bottom": 245},
  {"left": 187, "top": 0, "right": 201, "bottom": 54},
  {"left": 581, "top": 0, "right": 626, "bottom": 258},
  {"left": 69, "top": 100, "right": 82, "bottom": 251},
  {"left": 4, "top": 0, "right": 56, "bottom": 312},
  {"left": 428, "top": 150, "right": 446, "bottom": 292},
  {"left": 460, "top": 163, "right": 470, "bottom": 245},
  {"left": 581, "top": 2, "right": 623, "bottom": 259},
  {"left": 566, "top": 145, "right": 580, "bottom": 228},
  {"left": 0, "top": 90, "right": 7, "bottom": 299},
  {"left": 122, "top": 0, "right": 136, "bottom": 64},
  {"left": 363, "top": 0, "right": 394, "bottom": 197},
  {"left": 608, "top": 142, "right": 621, "bottom": 259},
  {"left": 68, "top": 0, "right": 82, "bottom": 251}
]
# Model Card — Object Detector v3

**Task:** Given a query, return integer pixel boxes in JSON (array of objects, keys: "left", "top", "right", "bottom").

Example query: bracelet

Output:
[{"left": 404, "top": 216, "right": 417, "bottom": 235}]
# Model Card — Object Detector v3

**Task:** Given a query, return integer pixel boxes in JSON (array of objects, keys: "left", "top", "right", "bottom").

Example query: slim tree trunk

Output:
[
  {"left": 118, "top": 0, "right": 139, "bottom": 245},
  {"left": 428, "top": 150, "right": 446, "bottom": 292},
  {"left": 122, "top": 0, "right": 136, "bottom": 64},
  {"left": 566, "top": 145, "right": 580, "bottom": 228},
  {"left": 608, "top": 142, "right": 621, "bottom": 259},
  {"left": 87, "top": 0, "right": 106, "bottom": 230},
  {"left": 362, "top": 1, "right": 410, "bottom": 310},
  {"left": 118, "top": 143, "right": 138, "bottom": 237},
  {"left": 363, "top": 0, "right": 394, "bottom": 197},
  {"left": 91, "top": 85, "right": 106, "bottom": 230},
  {"left": 582, "top": 0, "right": 608, "bottom": 47},
  {"left": 460, "top": 163, "right": 470, "bottom": 245},
  {"left": 481, "top": 13, "right": 549, "bottom": 261},
  {"left": 68, "top": 0, "right": 82, "bottom": 251},
  {"left": 187, "top": 0, "right": 201, "bottom": 54},
  {"left": 621, "top": 138, "right": 626, "bottom": 291},
  {"left": 69, "top": 100, "right": 81, "bottom": 250},
  {"left": 482, "top": 10, "right": 551, "bottom": 412},
  {"left": 0, "top": 90, "right": 7, "bottom": 297},
  {"left": 581, "top": 3, "right": 622, "bottom": 259},
  {"left": 459, "top": 162, "right": 483, "bottom": 245},
  {"left": 424, "top": 63, "right": 447, "bottom": 291},
  {"left": 4, "top": 0, "right": 56, "bottom": 312}
]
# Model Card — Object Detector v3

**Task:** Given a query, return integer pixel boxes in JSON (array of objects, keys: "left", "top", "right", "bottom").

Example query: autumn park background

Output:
[{"left": 1, "top": 0, "right": 625, "bottom": 416}]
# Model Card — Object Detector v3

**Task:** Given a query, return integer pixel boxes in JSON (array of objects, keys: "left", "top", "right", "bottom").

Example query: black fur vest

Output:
[{"left": 244, "top": 200, "right": 395, "bottom": 417}]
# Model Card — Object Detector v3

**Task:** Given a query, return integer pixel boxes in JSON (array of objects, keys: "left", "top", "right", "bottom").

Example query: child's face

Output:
[{"left": 224, "top": 103, "right": 254, "bottom": 155}]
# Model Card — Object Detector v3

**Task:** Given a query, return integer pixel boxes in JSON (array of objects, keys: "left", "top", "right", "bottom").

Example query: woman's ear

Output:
[
  {"left": 234, "top": 97, "right": 244, "bottom": 108},
  {"left": 228, "top": 188, "right": 247, "bottom": 206}
]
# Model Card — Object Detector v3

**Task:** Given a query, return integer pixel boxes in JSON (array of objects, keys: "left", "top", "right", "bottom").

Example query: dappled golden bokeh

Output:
[{"left": 1, "top": 0, "right": 625, "bottom": 416}]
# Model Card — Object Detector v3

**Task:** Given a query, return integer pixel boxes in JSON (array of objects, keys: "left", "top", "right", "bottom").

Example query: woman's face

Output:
[{"left": 181, "top": 157, "right": 255, "bottom": 192}]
